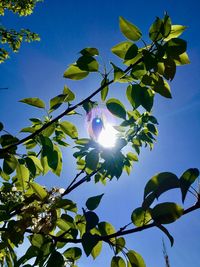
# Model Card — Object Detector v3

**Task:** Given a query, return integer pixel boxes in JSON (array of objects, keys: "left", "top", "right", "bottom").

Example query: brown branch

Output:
[
  {"left": 49, "top": 201, "right": 200, "bottom": 244},
  {"left": 0, "top": 58, "right": 143, "bottom": 155},
  {"left": 0, "top": 201, "right": 199, "bottom": 246}
]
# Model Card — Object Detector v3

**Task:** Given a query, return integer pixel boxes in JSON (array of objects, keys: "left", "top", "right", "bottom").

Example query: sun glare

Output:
[{"left": 97, "top": 123, "right": 117, "bottom": 148}]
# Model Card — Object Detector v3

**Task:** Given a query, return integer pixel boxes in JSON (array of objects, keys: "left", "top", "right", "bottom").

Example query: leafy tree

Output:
[
  {"left": 0, "top": 0, "right": 41, "bottom": 63},
  {"left": 0, "top": 4, "right": 199, "bottom": 267}
]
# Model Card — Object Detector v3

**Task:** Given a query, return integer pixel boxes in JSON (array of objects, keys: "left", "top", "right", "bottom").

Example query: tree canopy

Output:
[{"left": 0, "top": 2, "right": 199, "bottom": 267}]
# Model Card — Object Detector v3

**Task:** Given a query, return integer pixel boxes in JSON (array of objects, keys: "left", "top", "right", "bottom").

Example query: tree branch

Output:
[
  {"left": 0, "top": 58, "right": 143, "bottom": 155},
  {"left": 61, "top": 167, "right": 101, "bottom": 196}
]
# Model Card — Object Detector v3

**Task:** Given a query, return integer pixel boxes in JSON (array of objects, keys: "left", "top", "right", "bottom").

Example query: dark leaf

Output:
[
  {"left": 179, "top": 168, "right": 199, "bottom": 202},
  {"left": 106, "top": 98, "right": 126, "bottom": 119},
  {"left": 86, "top": 194, "right": 104, "bottom": 211},
  {"left": 82, "top": 233, "right": 99, "bottom": 257},
  {"left": 152, "top": 202, "right": 183, "bottom": 224}
]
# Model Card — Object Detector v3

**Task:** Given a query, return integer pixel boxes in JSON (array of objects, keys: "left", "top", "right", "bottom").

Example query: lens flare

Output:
[
  {"left": 86, "top": 107, "right": 118, "bottom": 148},
  {"left": 98, "top": 122, "right": 117, "bottom": 148}
]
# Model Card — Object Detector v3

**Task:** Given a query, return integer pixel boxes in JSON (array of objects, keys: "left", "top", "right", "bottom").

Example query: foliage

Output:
[
  {"left": 0, "top": 0, "right": 41, "bottom": 63},
  {"left": 0, "top": 6, "right": 199, "bottom": 267}
]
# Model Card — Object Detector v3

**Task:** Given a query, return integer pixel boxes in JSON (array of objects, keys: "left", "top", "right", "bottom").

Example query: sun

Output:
[
  {"left": 97, "top": 122, "right": 117, "bottom": 148},
  {"left": 86, "top": 107, "right": 118, "bottom": 148}
]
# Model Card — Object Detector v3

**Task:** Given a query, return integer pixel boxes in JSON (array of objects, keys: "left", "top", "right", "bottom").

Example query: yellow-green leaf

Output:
[
  {"left": 30, "top": 182, "right": 47, "bottom": 200},
  {"left": 60, "top": 121, "right": 78, "bottom": 139},
  {"left": 63, "top": 65, "right": 89, "bottom": 80},
  {"left": 119, "top": 17, "right": 142, "bottom": 41},
  {"left": 19, "top": 97, "right": 45, "bottom": 108}
]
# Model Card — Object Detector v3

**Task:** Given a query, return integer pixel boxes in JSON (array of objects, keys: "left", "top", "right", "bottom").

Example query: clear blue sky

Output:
[{"left": 1, "top": 0, "right": 200, "bottom": 266}]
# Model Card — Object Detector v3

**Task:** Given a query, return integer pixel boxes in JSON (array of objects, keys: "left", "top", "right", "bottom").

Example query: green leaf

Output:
[
  {"left": 163, "top": 58, "right": 176, "bottom": 81},
  {"left": 131, "top": 63, "right": 146, "bottom": 80},
  {"left": 131, "top": 207, "right": 152, "bottom": 226},
  {"left": 106, "top": 98, "right": 126, "bottom": 119},
  {"left": 76, "top": 55, "right": 99, "bottom": 72},
  {"left": 85, "top": 149, "right": 99, "bottom": 170},
  {"left": 111, "top": 41, "right": 133, "bottom": 59},
  {"left": 56, "top": 218, "right": 70, "bottom": 231},
  {"left": 101, "top": 78, "right": 109, "bottom": 101},
  {"left": 29, "top": 156, "right": 43, "bottom": 172},
  {"left": 111, "top": 256, "right": 126, "bottom": 267},
  {"left": 64, "top": 247, "right": 82, "bottom": 261},
  {"left": 174, "top": 52, "right": 190, "bottom": 65},
  {"left": 127, "top": 152, "right": 138, "bottom": 162},
  {"left": 162, "top": 14, "right": 171, "bottom": 38},
  {"left": 16, "top": 163, "right": 29, "bottom": 191},
  {"left": 49, "top": 94, "right": 66, "bottom": 112},
  {"left": 86, "top": 194, "right": 104, "bottom": 211},
  {"left": 115, "top": 237, "right": 125, "bottom": 254},
  {"left": 47, "top": 251, "right": 64, "bottom": 267},
  {"left": 152, "top": 202, "right": 183, "bottom": 224},
  {"left": 126, "top": 250, "right": 146, "bottom": 267},
  {"left": 98, "top": 221, "right": 116, "bottom": 237},
  {"left": 63, "top": 85, "right": 75, "bottom": 101},
  {"left": 124, "top": 44, "right": 138, "bottom": 60},
  {"left": 3, "top": 155, "right": 18, "bottom": 175},
  {"left": 82, "top": 233, "right": 99, "bottom": 257},
  {"left": 141, "top": 88, "right": 154, "bottom": 112},
  {"left": 144, "top": 172, "right": 179, "bottom": 199},
  {"left": 91, "top": 239, "right": 102, "bottom": 259},
  {"left": 164, "top": 25, "right": 187, "bottom": 41},
  {"left": 149, "top": 17, "right": 163, "bottom": 41},
  {"left": 52, "top": 145, "right": 62, "bottom": 176},
  {"left": 119, "top": 16, "right": 142, "bottom": 41},
  {"left": 60, "top": 121, "right": 78, "bottom": 139},
  {"left": 63, "top": 65, "right": 89, "bottom": 80},
  {"left": 85, "top": 211, "right": 99, "bottom": 231},
  {"left": 110, "top": 62, "right": 125, "bottom": 82},
  {"left": 19, "top": 97, "right": 45, "bottom": 108},
  {"left": 31, "top": 234, "right": 44, "bottom": 248},
  {"left": 152, "top": 74, "right": 172, "bottom": 98},
  {"left": 179, "top": 168, "right": 199, "bottom": 202},
  {"left": 80, "top": 47, "right": 99, "bottom": 56},
  {"left": 165, "top": 38, "right": 187, "bottom": 57},
  {"left": 30, "top": 182, "right": 47, "bottom": 200}
]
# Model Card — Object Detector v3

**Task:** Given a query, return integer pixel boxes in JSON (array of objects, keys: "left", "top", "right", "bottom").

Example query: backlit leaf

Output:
[
  {"left": 111, "top": 41, "right": 133, "bottom": 59},
  {"left": 16, "top": 163, "right": 29, "bottom": 191},
  {"left": 64, "top": 247, "right": 82, "bottom": 261},
  {"left": 19, "top": 97, "right": 45, "bottom": 108},
  {"left": 126, "top": 250, "right": 146, "bottom": 267},
  {"left": 63, "top": 65, "right": 89, "bottom": 80},
  {"left": 111, "top": 256, "right": 126, "bottom": 267},
  {"left": 119, "top": 17, "right": 142, "bottom": 41},
  {"left": 179, "top": 168, "right": 199, "bottom": 202},
  {"left": 131, "top": 207, "right": 152, "bottom": 226},
  {"left": 30, "top": 182, "right": 47, "bottom": 200},
  {"left": 106, "top": 98, "right": 126, "bottom": 119},
  {"left": 3, "top": 155, "right": 17, "bottom": 175},
  {"left": 152, "top": 202, "right": 183, "bottom": 224},
  {"left": 80, "top": 47, "right": 99, "bottom": 56},
  {"left": 144, "top": 172, "right": 179, "bottom": 199},
  {"left": 164, "top": 25, "right": 187, "bottom": 41},
  {"left": 149, "top": 17, "right": 163, "bottom": 41},
  {"left": 60, "top": 121, "right": 78, "bottom": 139},
  {"left": 77, "top": 55, "right": 99, "bottom": 72}
]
